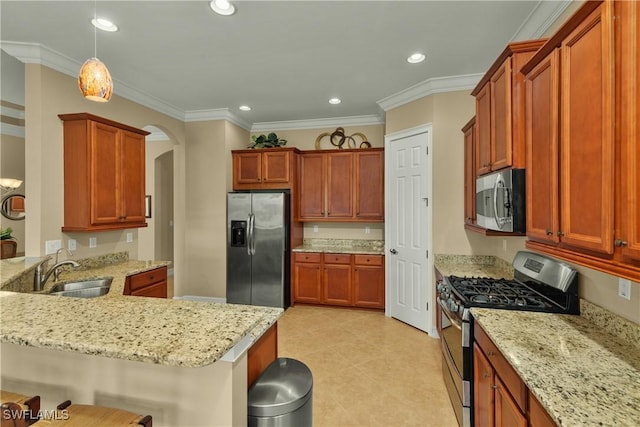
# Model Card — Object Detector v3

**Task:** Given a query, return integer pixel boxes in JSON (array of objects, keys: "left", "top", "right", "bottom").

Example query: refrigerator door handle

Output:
[
  {"left": 247, "top": 214, "right": 253, "bottom": 256},
  {"left": 249, "top": 213, "right": 256, "bottom": 255}
]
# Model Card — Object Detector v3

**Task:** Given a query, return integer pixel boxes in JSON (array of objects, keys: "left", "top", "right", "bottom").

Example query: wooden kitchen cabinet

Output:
[
  {"left": 528, "top": 392, "right": 558, "bottom": 427},
  {"left": 59, "top": 113, "right": 149, "bottom": 232},
  {"left": 355, "top": 150, "right": 384, "bottom": 220},
  {"left": 523, "top": 0, "right": 640, "bottom": 281},
  {"left": 323, "top": 253, "right": 352, "bottom": 306},
  {"left": 232, "top": 148, "right": 299, "bottom": 190},
  {"left": 353, "top": 255, "right": 385, "bottom": 308},
  {"left": 474, "top": 324, "right": 528, "bottom": 427},
  {"left": 462, "top": 117, "right": 477, "bottom": 227},
  {"left": 247, "top": 323, "right": 277, "bottom": 388},
  {"left": 292, "top": 252, "right": 384, "bottom": 309},
  {"left": 471, "top": 39, "right": 547, "bottom": 176},
  {"left": 292, "top": 252, "right": 323, "bottom": 304},
  {"left": 298, "top": 148, "right": 383, "bottom": 222},
  {"left": 124, "top": 266, "right": 168, "bottom": 298}
]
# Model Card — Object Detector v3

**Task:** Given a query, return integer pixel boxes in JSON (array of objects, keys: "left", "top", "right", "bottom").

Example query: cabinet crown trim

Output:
[{"left": 58, "top": 113, "right": 151, "bottom": 136}]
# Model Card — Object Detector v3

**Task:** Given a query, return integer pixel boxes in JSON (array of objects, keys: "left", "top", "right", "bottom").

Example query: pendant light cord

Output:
[{"left": 93, "top": 0, "right": 97, "bottom": 58}]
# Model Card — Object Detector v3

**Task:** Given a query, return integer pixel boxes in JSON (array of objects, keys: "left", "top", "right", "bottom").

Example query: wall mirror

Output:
[{"left": 1, "top": 194, "right": 25, "bottom": 220}]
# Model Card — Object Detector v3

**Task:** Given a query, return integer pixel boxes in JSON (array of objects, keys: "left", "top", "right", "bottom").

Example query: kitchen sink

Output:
[{"left": 47, "top": 278, "right": 112, "bottom": 298}]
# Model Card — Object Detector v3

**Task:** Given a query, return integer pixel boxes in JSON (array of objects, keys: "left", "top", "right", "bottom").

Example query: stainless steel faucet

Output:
[{"left": 33, "top": 248, "right": 81, "bottom": 291}]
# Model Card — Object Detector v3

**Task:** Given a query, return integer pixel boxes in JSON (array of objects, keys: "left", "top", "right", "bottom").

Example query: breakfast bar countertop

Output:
[
  {"left": 471, "top": 303, "right": 640, "bottom": 427},
  {"left": 0, "top": 256, "right": 283, "bottom": 368}
]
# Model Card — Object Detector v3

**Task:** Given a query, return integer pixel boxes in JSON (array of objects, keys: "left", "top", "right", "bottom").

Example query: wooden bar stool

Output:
[
  {"left": 31, "top": 401, "right": 151, "bottom": 427},
  {"left": 0, "top": 390, "right": 41, "bottom": 425}
]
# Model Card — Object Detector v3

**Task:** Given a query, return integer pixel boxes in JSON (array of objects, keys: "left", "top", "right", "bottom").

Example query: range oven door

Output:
[{"left": 438, "top": 299, "right": 471, "bottom": 427}]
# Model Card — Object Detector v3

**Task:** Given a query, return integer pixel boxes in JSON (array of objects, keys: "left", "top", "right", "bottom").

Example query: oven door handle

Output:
[{"left": 438, "top": 299, "right": 462, "bottom": 331}]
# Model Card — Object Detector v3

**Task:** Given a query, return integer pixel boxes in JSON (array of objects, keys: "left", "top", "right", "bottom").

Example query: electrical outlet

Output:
[
  {"left": 89, "top": 237, "right": 97, "bottom": 249},
  {"left": 68, "top": 239, "right": 77, "bottom": 251},
  {"left": 126, "top": 232, "right": 133, "bottom": 243},
  {"left": 365, "top": 226, "right": 371, "bottom": 234},
  {"left": 45, "top": 240, "right": 62, "bottom": 255},
  {"left": 502, "top": 239, "right": 507, "bottom": 251},
  {"left": 313, "top": 225, "right": 318, "bottom": 233},
  {"left": 618, "top": 278, "right": 631, "bottom": 300}
]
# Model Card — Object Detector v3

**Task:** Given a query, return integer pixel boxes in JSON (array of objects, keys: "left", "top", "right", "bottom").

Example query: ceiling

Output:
[{"left": 0, "top": 1, "right": 569, "bottom": 128}]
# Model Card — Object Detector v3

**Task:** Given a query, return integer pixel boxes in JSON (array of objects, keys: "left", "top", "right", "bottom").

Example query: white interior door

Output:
[{"left": 385, "top": 125, "right": 432, "bottom": 333}]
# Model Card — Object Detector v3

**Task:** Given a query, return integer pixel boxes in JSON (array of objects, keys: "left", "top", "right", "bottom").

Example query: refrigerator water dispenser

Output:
[{"left": 231, "top": 221, "right": 247, "bottom": 247}]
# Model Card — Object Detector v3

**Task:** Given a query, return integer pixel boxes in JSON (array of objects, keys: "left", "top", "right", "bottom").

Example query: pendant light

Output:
[{"left": 78, "top": 2, "right": 113, "bottom": 102}]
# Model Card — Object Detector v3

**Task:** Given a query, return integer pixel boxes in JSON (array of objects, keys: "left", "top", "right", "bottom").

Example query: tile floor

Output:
[{"left": 277, "top": 305, "right": 458, "bottom": 427}]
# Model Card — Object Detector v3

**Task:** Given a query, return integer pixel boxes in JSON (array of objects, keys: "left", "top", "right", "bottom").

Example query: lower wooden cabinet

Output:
[
  {"left": 124, "top": 266, "right": 168, "bottom": 298},
  {"left": 293, "top": 252, "right": 384, "bottom": 309},
  {"left": 247, "top": 323, "right": 278, "bottom": 388},
  {"left": 474, "top": 322, "right": 556, "bottom": 427}
]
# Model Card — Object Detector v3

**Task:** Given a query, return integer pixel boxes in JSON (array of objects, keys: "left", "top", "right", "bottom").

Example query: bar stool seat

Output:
[
  {"left": 0, "top": 390, "right": 41, "bottom": 425},
  {"left": 31, "top": 401, "right": 151, "bottom": 427}
]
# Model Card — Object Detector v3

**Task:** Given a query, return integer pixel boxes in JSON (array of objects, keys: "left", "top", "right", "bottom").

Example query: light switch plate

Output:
[
  {"left": 89, "top": 237, "right": 97, "bottom": 249},
  {"left": 126, "top": 232, "right": 133, "bottom": 243},
  {"left": 365, "top": 226, "right": 371, "bottom": 234},
  {"left": 45, "top": 240, "right": 62, "bottom": 255},
  {"left": 618, "top": 279, "right": 631, "bottom": 300},
  {"left": 313, "top": 225, "right": 318, "bottom": 233},
  {"left": 67, "top": 239, "right": 77, "bottom": 251}
]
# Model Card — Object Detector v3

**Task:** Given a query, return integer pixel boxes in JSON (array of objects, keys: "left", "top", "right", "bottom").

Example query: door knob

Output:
[{"left": 390, "top": 249, "right": 398, "bottom": 254}]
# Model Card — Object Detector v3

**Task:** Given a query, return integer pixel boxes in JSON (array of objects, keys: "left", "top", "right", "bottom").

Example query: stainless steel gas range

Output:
[{"left": 435, "top": 251, "right": 580, "bottom": 427}]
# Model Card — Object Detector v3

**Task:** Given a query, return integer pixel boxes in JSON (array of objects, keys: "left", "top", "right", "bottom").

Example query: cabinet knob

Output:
[
  {"left": 614, "top": 240, "right": 628, "bottom": 247},
  {"left": 490, "top": 384, "right": 498, "bottom": 390},
  {"left": 557, "top": 231, "right": 565, "bottom": 237},
  {"left": 546, "top": 230, "right": 553, "bottom": 236}
]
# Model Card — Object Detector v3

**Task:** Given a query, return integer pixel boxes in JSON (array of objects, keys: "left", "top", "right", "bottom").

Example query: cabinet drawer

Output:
[
  {"left": 354, "top": 254, "right": 383, "bottom": 266},
  {"left": 474, "top": 322, "right": 527, "bottom": 412},
  {"left": 128, "top": 266, "right": 167, "bottom": 291},
  {"left": 130, "top": 280, "right": 167, "bottom": 298},
  {"left": 323, "top": 253, "right": 351, "bottom": 264},
  {"left": 293, "top": 252, "right": 321, "bottom": 263}
]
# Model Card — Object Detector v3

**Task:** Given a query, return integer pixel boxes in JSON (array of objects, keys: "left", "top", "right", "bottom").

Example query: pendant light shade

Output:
[{"left": 78, "top": 57, "right": 113, "bottom": 102}]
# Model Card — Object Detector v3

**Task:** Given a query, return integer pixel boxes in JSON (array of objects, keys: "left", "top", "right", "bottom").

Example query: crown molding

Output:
[
  {"left": 184, "top": 108, "right": 251, "bottom": 130},
  {"left": 251, "top": 114, "right": 384, "bottom": 132},
  {"left": 511, "top": 0, "right": 573, "bottom": 40},
  {"left": 377, "top": 74, "right": 482, "bottom": 112},
  {"left": 0, "top": 41, "right": 186, "bottom": 121}
]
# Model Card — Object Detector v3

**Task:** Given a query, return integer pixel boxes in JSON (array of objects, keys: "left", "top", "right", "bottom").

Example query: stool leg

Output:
[{"left": 137, "top": 415, "right": 152, "bottom": 427}]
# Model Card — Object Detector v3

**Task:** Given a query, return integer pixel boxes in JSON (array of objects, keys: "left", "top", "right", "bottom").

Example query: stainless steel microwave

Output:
[{"left": 476, "top": 168, "right": 525, "bottom": 233}]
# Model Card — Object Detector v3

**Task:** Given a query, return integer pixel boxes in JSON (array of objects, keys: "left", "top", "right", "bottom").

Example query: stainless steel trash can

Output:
[{"left": 248, "top": 357, "right": 313, "bottom": 427}]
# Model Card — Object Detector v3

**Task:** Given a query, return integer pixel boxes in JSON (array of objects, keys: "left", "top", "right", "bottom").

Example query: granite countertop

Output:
[
  {"left": 0, "top": 254, "right": 283, "bottom": 368},
  {"left": 471, "top": 301, "right": 640, "bottom": 427},
  {"left": 293, "top": 238, "right": 384, "bottom": 255},
  {"left": 434, "top": 254, "right": 514, "bottom": 279}
]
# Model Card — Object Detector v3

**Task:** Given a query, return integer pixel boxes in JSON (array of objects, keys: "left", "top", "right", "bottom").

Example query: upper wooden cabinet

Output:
[
  {"left": 472, "top": 39, "right": 547, "bottom": 176},
  {"left": 462, "top": 117, "right": 477, "bottom": 226},
  {"left": 59, "top": 113, "right": 149, "bottom": 232},
  {"left": 232, "top": 148, "right": 299, "bottom": 190},
  {"left": 298, "top": 148, "right": 384, "bottom": 222},
  {"left": 523, "top": 0, "right": 640, "bottom": 281}
]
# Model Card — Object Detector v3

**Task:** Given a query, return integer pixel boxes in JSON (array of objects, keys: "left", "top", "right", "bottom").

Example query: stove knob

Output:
[
  {"left": 449, "top": 300, "right": 459, "bottom": 312},
  {"left": 436, "top": 282, "right": 443, "bottom": 293}
]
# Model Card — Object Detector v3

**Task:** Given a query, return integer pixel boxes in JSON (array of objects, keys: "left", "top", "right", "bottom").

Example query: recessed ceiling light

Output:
[
  {"left": 91, "top": 18, "right": 118, "bottom": 32},
  {"left": 239, "top": 105, "right": 251, "bottom": 111},
  {"left": 210, "top": 0, "right": 236, "bottom": 16},
  {"left": 329, "top": 98, "right": 341, "bottom": 105},
  {"left": 407, "top": 53, "right": 426, "bottom": 64}
]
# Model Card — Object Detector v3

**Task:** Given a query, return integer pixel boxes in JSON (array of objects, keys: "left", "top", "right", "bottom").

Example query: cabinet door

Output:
[
  {"left": 120, "top": 130, "right": 146, "bottom": 223},
  {"left": 473, "top": 343, "right": 495, "bottom": 427},
  {"left": 525, "top": 49, "right": 560, "bottom": 244},
  {"left": 130, "top": 281, "right": 167, "bottom": 298},
  {"left": 620, "top": 0, "right": 640, "bottom": 263},
  {"left": 475, "top": 84, "right": 492, "bottom": 175},
  {"left": 528, "top": 392, "right": 557, "bottom": 427},
  {"left": 323, "top": 263, "right": 352, "bottom": 306},
  {"left": 326, "top": 152, "right": 353, "bottom": 218},
  {"left": 353, "top": 264, "right": 384, "bottom": 308},
  {"left": 91, "top": 121, "right": 120, "bottom": 225},
  {"left": 559, "top": 2, "right": 615, "bottom": 255},
  {"left": 262, "top": 151, "right": 290, "bottom": 183},
  {"left": 490, "top": 58, "right": 513, "bottom": 171},
  {"left": 355, "top": 151, "right": 384, "bottom": 220},
  {"left": 234, "top": 152, "right": 262, "bottom": 185},
  {"left": 463, "top": 118, "right": 476, "bottom": 225},
  {"left": 298, "top": 154, "right": 325, "bottom": 219},
  {"left": 494, "top": 376, "right": 527, "bottom": 427},
  {"left": 293, "top": 261, "right": 322, "bottom": 303}
]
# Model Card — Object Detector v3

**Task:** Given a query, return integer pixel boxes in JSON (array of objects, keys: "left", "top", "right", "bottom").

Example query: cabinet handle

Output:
[
  {"left": 557, "top": 231, "right": 565, "bottom": 237},
  {"left": 487, "top": 351, "right": 495, "bottom": 356},
  {"left": 614, "top": 240, "right": 628, "bottom": 247},
  {"left": 490, "top": 384, "right": 498, "bottom": 390},
  {"left": 546, "top": 230, "right": 553, "bottom": 236},
  {"left": 483, "top": 372, "right": 491, "bottom": 379}
]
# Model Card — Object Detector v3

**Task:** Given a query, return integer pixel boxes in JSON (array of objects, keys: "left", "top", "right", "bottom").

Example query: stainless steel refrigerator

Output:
[{"left": 227, "top": 191, "right": 290, "bottom": 308}]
